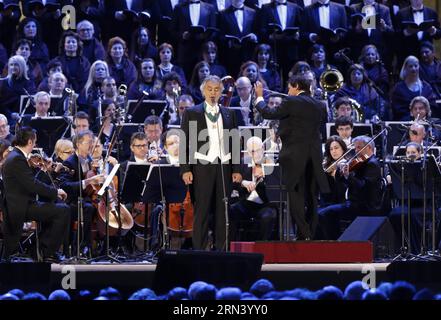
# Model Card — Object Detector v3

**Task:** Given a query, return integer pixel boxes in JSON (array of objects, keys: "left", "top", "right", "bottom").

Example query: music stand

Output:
[
  {"left": 143, "top": 164, "right": 187, "bottom": 255},
  {"left": 389, "top": 159, "right": 432, "bottom": 260},
  {"left": 127, "top": 99, "right": 167, "bottom": 123},
  {"left": 89, "top": 164, "right": 121, "bottom": 264},
  {"left": 121, "top": 162, "right": 151, "bottom": 253},
  {"left": 29, "top": 117, "right": 69, "bottom": 156}
]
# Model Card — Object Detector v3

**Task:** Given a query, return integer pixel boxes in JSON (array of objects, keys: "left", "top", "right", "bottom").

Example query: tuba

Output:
[{"left": 319, "top": 66, "right": 344, "bottom": 98}]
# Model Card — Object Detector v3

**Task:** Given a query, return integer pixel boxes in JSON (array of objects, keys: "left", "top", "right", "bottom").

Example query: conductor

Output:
[{"left": 254, "top": 75, "right": 329, "bottom": 240}]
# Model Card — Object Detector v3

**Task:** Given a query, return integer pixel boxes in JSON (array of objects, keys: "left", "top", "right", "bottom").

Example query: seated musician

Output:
[
  {"left": 320, "top": 136, "right": 348, "bottom": 208},
  {"left": 229, "top": 137, "right": 277, "bottom": 241},
  {"left": 409, "top": 96, "right": 441, "bottom": 142},
  {"left": 22, "top": 91, "right": 51, "bottom": 125},
  {"left": 143, "top": 115, "right": 164, "bottom": 161},
  {"left": 73, "top": 111, "right": 91, "bottom": 135},
  {"left": 54, "top": 139, "right": 75, "bottom": 162},
  {"left": 406, "top": 122, "right": 431, "bottom": 147},
  {"left": 48, "top": 72, "right": 70, "bottom": 116},
  {"left": 333, "top": 97, "right": 354, "bottom": 121},
  {"left": 318, "top": 135, "right": 383, "bottom": 240},
  {"left": 59, "top": 130, "right": 105, "bottom": 257},
  {"left": 1, "top": 127, "right": 70, "bottom": 263},
  {"left": 388, "top": 141, "right": 441, "bottom": 254},
  {"left": 0, "top": 114, "right": 15, "bottom": 144},
  {"left": 335, "top": 116, "right": 354, "bottom": 147},
  {"left": 262, "top": 96, "right": 283, "bottom": 153}
]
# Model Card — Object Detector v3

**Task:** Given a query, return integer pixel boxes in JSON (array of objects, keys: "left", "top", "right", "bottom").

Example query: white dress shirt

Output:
[
  {"left": 194, "top": 103, "right": 231, "bottom": 163},
  {"left": 277, "top": 3, "right": 287, "bottom": 30},
  {"left": 189, "top": 2, "right": 200, "bottom": 26},
  {"left": 217, "top": 0, "right": 226, "bottom": 11},
  {"left": 258, "top": 0, "right": 271, "bottom": 8},
  {"left": 240, "top": 95, "right": 252, "bottom": 126},
  {"left": 134, "top": 156, "right": 148, "bottom": 164},
  {"left": 171, "top": 0, "right": 179, "bottom": 9},
  {"left": 125, "top": 0, "right": 133, "bottom": 10},
  {"left": 364, "top": 4, "right": 376, "bottom": 37},
  {"left": 412, "top": 8, "right": 424, "bottom": 40},
  {"left": 318, "top": 1, "right": 331, "bottom": 29},
  {"left": 303, "top": 0, "right": 312, "bottom": 7},
  {"left": 234, "top": 7, "right": 244, "bottom": 33}
]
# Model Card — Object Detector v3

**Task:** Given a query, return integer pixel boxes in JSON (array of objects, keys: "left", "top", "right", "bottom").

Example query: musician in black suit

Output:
[
  {"left": 180, "top": 75, "right": 242, "bottom": 251},
  {"left": 229, "top": 136, "right": 277, "bottom": 241},
  {"left": 218, "top": 0, "right": 259, "bottom": 75},
  {"left": 300, "top": 0, "right": 348, "bottom": 62},
  {"left": 254, "top": 74, "right": 330, "bottom": 240},
  {"left": 394, "top": 0, "right": 441, "bottom": 66},
  {"left": 1, "top": 126, "right": 70, "bottom": 262},
  {"left": 59, "top": 130, "right": 105, "bottom": 256},
  {"left": 318, "top": 135, "right": 384, "bottom": 240},
  {"left": 259, "top": 0, "right": 303, "bottom": 78},
  {"left": 347, "top": 0, "right": 395, "bottom": 69},
  {"left": 171, "top": 0, "right": 217, "bottom": 78}
]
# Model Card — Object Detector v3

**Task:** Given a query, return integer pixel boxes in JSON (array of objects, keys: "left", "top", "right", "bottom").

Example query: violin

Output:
[
  {"left": 338, "top": 153, "right": 370, "bottom": 173},
  {"left": 28, "top": 154, "right": 75, "bottom": 175}
]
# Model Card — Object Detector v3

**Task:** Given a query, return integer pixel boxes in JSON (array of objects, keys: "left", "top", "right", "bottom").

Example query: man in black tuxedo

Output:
[
  {"left": 318, "top": 135, "right": 383, "bottom": 240},
  {"left": 300, "top": 0, "right": 348, "bottom": 62},
  {"left": 59, "top": 130, "right": 105, "bottom": 256},
  {"left": 259, "top": 0, "right": 303, "bottom": 80},
  {"left": 394, "top": 0, "right": 441, "bottom": 66},
  {"left": 180, "top": 75, "right": 242, "bottom": 250},
  {"left": 1, "top": 126, "right": 70, "bottom": 262},
  {"left": 218, "top": 0, "right": 259, "bottom": 75},
  {"left": 152, "top": 0, "right": 185, "bottom": 47},
  {"left": 254, "top": 74, "right": 329, "bottom": 240},
  {"left": 348, "top": 0, "right": 395, "bottom": 68},
  {"left": 171, "top": 0, "right": 217, "bottom": 78}
]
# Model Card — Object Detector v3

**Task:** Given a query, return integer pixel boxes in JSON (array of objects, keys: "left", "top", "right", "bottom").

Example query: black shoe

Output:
[{"left": 43, "top": 252, "right": 65, "bottom": 264}]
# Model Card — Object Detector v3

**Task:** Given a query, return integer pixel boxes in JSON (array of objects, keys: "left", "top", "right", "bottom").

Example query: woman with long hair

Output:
[{"left": 128, "top": 58, "right": 162, "bottom": 100}]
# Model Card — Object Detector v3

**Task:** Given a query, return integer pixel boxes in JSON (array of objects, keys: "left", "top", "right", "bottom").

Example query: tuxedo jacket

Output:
[
  {"left": 255, "top": 93, "right": 329, "bottom": 192},
  {"left": 219, "top": 5, "right": 258, "bottom": 39},
  {"left": 2, "top": 148, "right": 57, "bottom": 242},
  {"left": 300, "top": 2, "right": 348, "bottom": 40},
  {"left": 258, "top": 1, "right": 303, "bottom": 42},
  {"left": 179, "top": 103, "right": 240, "bottom": 175},
  {"left": 395, "top": 6, "right": 441, "bottom": 41}
]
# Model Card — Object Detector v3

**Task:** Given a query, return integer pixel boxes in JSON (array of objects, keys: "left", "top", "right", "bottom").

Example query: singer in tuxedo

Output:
[
  {"left": 394, "top": 0, "right": 441, "bottom": 66},
  {"left": 300, "top": 0, "right": 347, "bottom": 62},
  {"left": 254, "top": 74, "right": 329, "bottom": 240},
  {"left": 218, "top": 0, "right": 259, "bottom": 75},
  {"left": 258, "top": 0, "right": 303, "bottom": 79},
  {"left": 180, "top": 75, "right": 242, "bottom": 250},
  {"left": 171, "top": 0, "right": 217, "bottom": 78}
]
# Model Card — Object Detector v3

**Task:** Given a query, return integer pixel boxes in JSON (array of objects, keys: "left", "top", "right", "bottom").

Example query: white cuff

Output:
[{"left": 254, "top": 96, "right": 264, "bottom": 106}]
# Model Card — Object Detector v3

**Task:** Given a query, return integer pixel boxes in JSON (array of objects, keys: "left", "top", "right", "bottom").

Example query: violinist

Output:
[
  {"left": 318, "top": 135, "right": 383, "bottom": 240},
  {"left": 319, "top": 136, "right": 348, "bottom": 208},
  {"left": 1, "top": 127, "right": 70, "bottom": 263},
  {"left": 229, "top": 137, "right": 277, "bottom": 241},
  {"left": 59, "top": 130, "right": 105, "bottom": 257}
]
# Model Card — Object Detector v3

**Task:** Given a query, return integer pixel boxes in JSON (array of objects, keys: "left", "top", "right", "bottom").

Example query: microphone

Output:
[{"left": 334, "top": 48, "right": 350, "bottom": 60}]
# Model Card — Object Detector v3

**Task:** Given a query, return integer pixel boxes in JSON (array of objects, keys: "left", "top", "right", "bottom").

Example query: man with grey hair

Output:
[
  {"left": 180, "top": 75, "right": 242, "bottom": 251},
  {"left": 0, "top": 114, "right": 14, "bottom": 143},
  {"left": 318, "top": 135, "right": 383, "bottom": 240},
  {"left": 77, "top": 20, "right": 105, "bottom": 63}
]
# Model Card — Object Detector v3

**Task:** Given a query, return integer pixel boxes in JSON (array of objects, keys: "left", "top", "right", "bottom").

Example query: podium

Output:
[{"left": 28, "top": 117, "right": 70, "bottom": 156}]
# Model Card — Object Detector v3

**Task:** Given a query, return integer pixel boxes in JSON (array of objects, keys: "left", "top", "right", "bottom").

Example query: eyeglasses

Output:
[{"left": 132, "top": 144, "right": 148, "bottom": 148}]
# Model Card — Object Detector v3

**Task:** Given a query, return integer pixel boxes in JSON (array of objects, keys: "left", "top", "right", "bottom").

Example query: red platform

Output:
[{"left": 230, "top": 241, "right": 373, "bottom": 263}]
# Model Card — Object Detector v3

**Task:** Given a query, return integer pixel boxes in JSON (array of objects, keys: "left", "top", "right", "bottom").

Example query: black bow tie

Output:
[
  {"left": 277, "top": 2, "right": 287, "bottom": 5},
  {"left": 233, "top": 6, "right": 244, "bottom": 11},
  {"left": 412, "top": 8, "right": 424, "bottom": 13},
  {"left": 189, "top": 0, "right": 200, "bottom": 4},
  {"left": 319, "top": 3, "right": 330, "bottom": 7}
]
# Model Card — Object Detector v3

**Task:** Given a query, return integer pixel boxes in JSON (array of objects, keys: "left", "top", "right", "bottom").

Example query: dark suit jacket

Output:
[
  {"left": 259, "top": 1, "right": 303, "bottom": 42},
  {"left": 301, "top": 2, "right": 348, "bottom": 42},
  {"left": 394, "top": 6, "right": 441, "bottom": 60},
  {"left": 180, "top": 102, "right": 241, "bottom": 175},
  {"left": 2, "top": 148, "right": 57, "bottom": 242},
  {"left": 340, "top": 155, "right": 383, "bottom": 213},
  {"left": 219, "top": 5, "right": 258, "bottom": 39},
  {"left": 59, "top": 153, "right": 92, "bottom": 203},
  {"left": 255, "top": 94, "right": 329, "bottom": 192}
]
